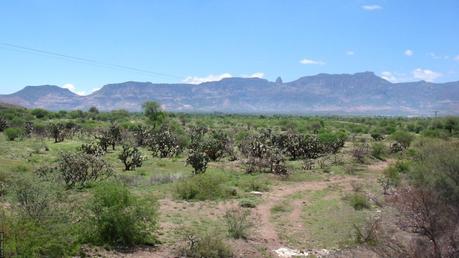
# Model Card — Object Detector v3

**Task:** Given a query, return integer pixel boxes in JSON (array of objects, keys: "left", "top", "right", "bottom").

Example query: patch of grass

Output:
[
  {"left": 174, "top": 171, "right": 235, "bottom": 201},
  {"left": 271, "top": 201, "right": 293, "bottom": 213},
  {"left": 303, "top": 192, "right": 369, "bottom": 248},
  {"left": 224, "top": 207, "right": 253, "bottom": 239},
  {"left": 346, "top": 193, "right": 371, "bottom": 210},
  {"left": 239, "top": 198, "right": 258, "bottom": 208}
]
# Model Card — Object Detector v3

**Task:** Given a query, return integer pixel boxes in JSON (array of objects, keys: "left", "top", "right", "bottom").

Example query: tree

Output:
[
  {"left": 119, "top": 145, "right": 145, "bottom": 171},
  {"left": 48, "top": 123, "right": 66, "bottom": 143},
  {"left": 275, "top": 76, "right": 283, "bottom": 84},
  {"left": 88, "top": 106, "right": 99, "bottom": 114},
  {"left": 107, "top": 123, "right": 122, "bottom": 150},
  {"left": 31, "top": 108, "right": 49, "bottom": 119},
  {"left": 444, "top": 116, "right": 458, "bottom": 134},
  {"left": 143, "top": 101, "right": 165, "bottom": 128}
]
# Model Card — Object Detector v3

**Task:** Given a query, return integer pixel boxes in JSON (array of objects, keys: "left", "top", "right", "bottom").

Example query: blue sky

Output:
[{"left": 1, "top": 0, "right": 458, "bottom": 95}]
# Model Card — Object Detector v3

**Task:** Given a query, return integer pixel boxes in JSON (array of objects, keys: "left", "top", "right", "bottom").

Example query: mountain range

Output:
[{"left": 1, "top": 72, "right": 458, "bottom": 115}]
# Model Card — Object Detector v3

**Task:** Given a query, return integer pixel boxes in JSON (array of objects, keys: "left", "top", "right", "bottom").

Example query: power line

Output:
[{"left": 0, "top": 42, "right": 184, "bottom": 79}]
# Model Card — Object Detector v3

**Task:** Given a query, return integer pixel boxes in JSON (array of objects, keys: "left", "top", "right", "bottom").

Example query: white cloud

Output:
[
  {"left": 62, "top": 83, "right": 86, "bottom": 95},
  {"left": 183, "top": 73, "right": 233, "bottom": 84},
  {"left": 346, "top": 50, "right": 355, "bottom": 56},
  {"left": 380, "top": 71, "right": 398, "bottom": 82},
  {"left": 404, "top": 49, "right": 414, "bottom": 56},
  {"left": 249, "top": 72, "right": 265, "bottom": 78},
  {"left": 454, "top": 55, "right": 459, "bottom": 61},
  {"left": 361, "top": 4, "right": 382, "bottom": 11},
  {"left": 412, "top": 68, "right": 442, "bottom": 82},
  {"left": 429, "top": 52, "right": 450, "bottom": 60},
  {"left": 299, "top": 58, "right": 325, "bottom": 65},
  {"left": 183, "top": 72, "right": 265, "bottom": 84}
]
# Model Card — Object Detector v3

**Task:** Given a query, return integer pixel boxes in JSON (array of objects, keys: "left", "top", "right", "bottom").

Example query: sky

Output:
[{"left": 0, "top": 0, "right": 458, "bottom": 95}]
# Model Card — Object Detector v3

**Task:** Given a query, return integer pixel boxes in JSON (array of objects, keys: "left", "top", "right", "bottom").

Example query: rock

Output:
[{"left": 249, "top": 191, "right": 263, "bottom": 196}]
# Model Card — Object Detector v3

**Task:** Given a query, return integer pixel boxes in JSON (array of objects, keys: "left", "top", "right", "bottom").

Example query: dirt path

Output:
[
  {"left": 252, "top": 176, "right": 353, "bottom": 250},
  {"left": 252, "top": 159, "right": 392, "bottom": 255}
]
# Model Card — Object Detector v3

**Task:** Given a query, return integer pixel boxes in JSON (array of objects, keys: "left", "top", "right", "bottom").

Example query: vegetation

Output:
[
  {"left": 0, "top": 105, "right": 457, "bottom": 257},
  {"left": 81, "top": 182, "right": 158, "bottom": 247}
]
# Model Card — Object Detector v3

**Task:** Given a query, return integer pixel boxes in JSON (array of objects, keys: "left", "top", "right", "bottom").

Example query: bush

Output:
[
  {"left": 378, "top": 165, "right": 401, "bottom": 194},
  {"left": 175, "top": 172, "right": 232, "bottom": 200},
  {"left": 353, "top": 216, "right": 381, "bottom": 245},
  {"left": 352, "top": 143, "right": 369, "bottom": 163},
  {"left": 239, "top": 198, "right": 257, "bottom": 208},
  {"left": 371, "top": 142, "right": 386, "bottom": 160},
  {"left": 118, "top": 145, "right": 145, "bottom": 171},
  {"left": 410, "top": 139, "right": 459, "bottom": 204},
  {"left": 391, "top": 131, "right": 414, "bottom": 149},
  {"left": 48, "top": 123, "right": 66, "bottom": 143},
  {"left": 14, "top": 179, "right": 51, "bottom": 221},
  {"left": 82, "top": 182, "right": 158, "bottom": 247},
  {"left": 195, "top": 130, "right": 233, "bottom": 161},
  {"left": 318, "top": 131, "right": 347, "bottom": 154},
  {"left": 186, "top": 151, "right": 209, "bottom": 174},
  {"left": 149, "top": 126, "right": 182, "bottom": 158},
  {"left": 57, "top": 152, "right": 113, "bottom": 188},
  {"left": 4, "top": 127, "right": 22, "bottom": 141},
  {"left": 224, "top": 207, "right": 253, "bottom": 239},
  {"left": 370, "top": 131, "right": 384, "bottom": 141},
  {"left": 178, "top": 230, "right": 233, "bottom": 258},
  {"left": 0, "top": 116, "right": 8, "bottom": 132},
  {"left": 79, "top": 142, "right": 105, "bottom": 156},
  {"left": 348, "top": 193, "right": 370, "bottom": 210}
]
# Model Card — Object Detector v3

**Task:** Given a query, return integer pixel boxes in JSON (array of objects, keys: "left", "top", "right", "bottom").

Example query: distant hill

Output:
[
  {"left": 0, "top": 102, "right": 25, "bottom": 109},
  {"left": 1, "top": 72, "right": 458, "bottom": 115}
]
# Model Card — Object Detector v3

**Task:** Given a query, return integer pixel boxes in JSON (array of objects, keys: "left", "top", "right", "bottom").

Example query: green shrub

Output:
[
  {"left": 378, "top": 165, "right": 401, "bottom": 194},
  {"left": 57, "top": 152, "right": 113, "bottom": 188},
  {"left": 4, "top": 127, "right": 22, "bottom": 141},
  {"left": 371, "top": 142, "right": 386, "bottom": 160},
  {"left": 391, "top": 131, "right": 414, "bottom": 149},
  {"left": 410, "top": 139, "right": 459, "bottom": 205},
  {"left": 348, "top": 193, "right": 370, "bottom": 210},
  {"left": 175, "top": 172, "right": 232, "bottom": 200},
  {"left": 239, "top": 198, "right": 257, "bottom": 208},
  {"left": 186, "top": 151, "right": 209, "bottom": 174},
  {"left": 224, "top": 207, "right": 253, "bottom": 239},
  {"left": 3, "top": 179, "right": 79, "bottom": 257},
  {"left": 82, "top": 181, "right": 158, "bottom": 247},
  {"left": 14, "top": 179, "right": 51, "bottom": 221},
  {"left": 178, "top": 230, "right": 233, "bottom": 258}
]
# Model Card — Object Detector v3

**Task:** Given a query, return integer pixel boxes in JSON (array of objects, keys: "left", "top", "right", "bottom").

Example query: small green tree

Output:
[{"left": 143, "top": 101, "right": 166, "bottom": 128}]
